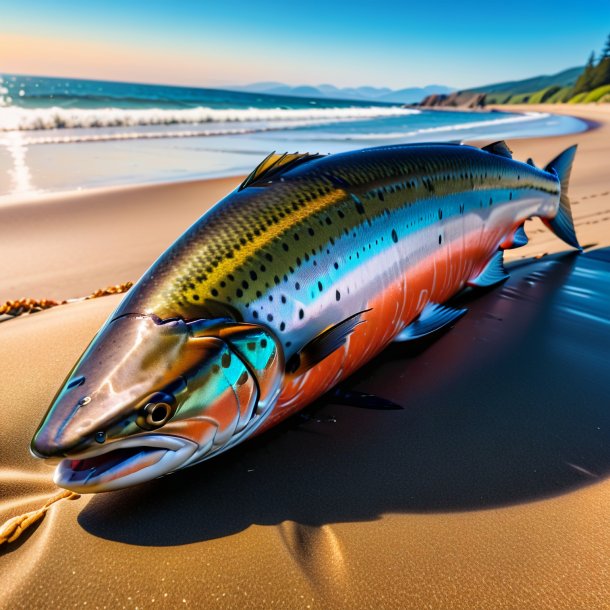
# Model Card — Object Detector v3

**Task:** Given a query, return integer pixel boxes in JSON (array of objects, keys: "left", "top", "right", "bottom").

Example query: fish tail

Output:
[{"left": 542, "top": 145, "right": 582, "bottom": 251}]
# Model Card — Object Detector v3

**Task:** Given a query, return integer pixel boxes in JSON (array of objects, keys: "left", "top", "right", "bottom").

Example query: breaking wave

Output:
[{"left": 0, "top": 105, "right": 420, "bottom": 132}]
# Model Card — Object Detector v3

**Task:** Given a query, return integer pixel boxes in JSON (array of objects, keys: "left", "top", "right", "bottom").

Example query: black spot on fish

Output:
[
  {"left": 253, "top": 311, "right": 259, "bottom": 319},
  {"left": 193, "top": 294, "right": 200, "bottom": 301},
  {"left": 293, "top": 233, "right": 299, "bottom": 241},
  {"left": 438, "top": 209, "right": 443, "bottom": 220},
  {"left": 242, "top": 280, "right": 249, "bottom": 289},
  {"left": 250, "top": 270, "right": 257, "bottom": 281},
  {"left": 265, "top": 253, "right": 273, "bottom": 262},
  {"left": 256, "top": 290, "right": 262, "bottom": 298},
  {"left": 325, "top": 216, "right": 332, "bottom": 225},
  {"left": 212, "top": 364, "right": 220, "bottom": 374},
  {"left": 391, "top": 229, "right": 398, "bottom": 243},
  {"left": 220, "top": 281, "right": 226, "bottom": 288},
  {"left": 236, "top": 288, "right": 243, "bottom": 298},
  {"left": 247, "top": 342, "right": 256, "bottom": 351},
  {"left": 221, "top": 353, "right": 231, "bottom": 368},
  {"left": 268, "top": 295, "right": 273, "bottom": 302},
  {"left": 274, "top": 276, "right": 280, "bottom": 285},
  {"left": 281, "top": 295, "right": 287, "bottom": 304},
  {"left": 237, "top": 371, "right": 249, "bottom": 386},
  {"left": 260, "top": 264, "right": 267, "bottom": 272},
  {"left": 267, "top": 313, "right": 273, "bottom": 322},
  {"left": 336, "top": 290, "right": 341, "bottom": 301},
  {"left": 299, "top": 308, "right": 304, "bottom": 319},
  {"left": 280, "top": 322, "right": 286, "bottom": 331},
  {"left": 211, "top": 288, "right": 218, "bottom": 297},
  {"left": 439, "top": 234, "right": 442, "bottom": 244},
  {"left": 261, "top": 339, "right": 268, "bottom": 348},
  {"left": 308, "top": 227, "right": 315, "bottom": 236},
  {"left": 295, "top": 282, "right": 301, "bottom": 290},
  {"left": 351, "top": 193, "right": 365, "bottom": 214},
  {"left": 318, "top": 281, "right": 323, "bottom": 292},
  {"left": 282, "top": 243, "right": 289, "bottom": 252},
  {"left": 334, "top": 262, "right": 339, "bottom": 269}
]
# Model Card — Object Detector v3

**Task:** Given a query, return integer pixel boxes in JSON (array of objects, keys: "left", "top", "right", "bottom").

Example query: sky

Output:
[{"left": 1, "top": 0, "right": 609, "bottom": 90}]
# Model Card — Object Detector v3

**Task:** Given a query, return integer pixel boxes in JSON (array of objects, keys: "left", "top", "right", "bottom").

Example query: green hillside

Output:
[
  {"left": 467, "top": 67, "right": 583, "bottom": 97},
  {"left": 470, "top": 34, "right": 610, "bottom": 105}
]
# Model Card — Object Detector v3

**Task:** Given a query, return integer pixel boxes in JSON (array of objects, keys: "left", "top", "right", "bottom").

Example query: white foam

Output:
[
  {"left": 0, "top": 105, "right": 420, "bottom": 131},
  {"left": 323, "top": 112, "right": 551, "bottom": 140}
]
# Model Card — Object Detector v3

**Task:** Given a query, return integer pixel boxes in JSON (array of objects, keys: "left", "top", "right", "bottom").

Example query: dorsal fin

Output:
[
  {"left": 481, "top": 140, "right": 513, "bottom": 159},
  {"left": 239, "top": 151, "right": 325, "bottom": 190},
  {"left": 526, "top": 157, "right": 536, "bottom": 167}
]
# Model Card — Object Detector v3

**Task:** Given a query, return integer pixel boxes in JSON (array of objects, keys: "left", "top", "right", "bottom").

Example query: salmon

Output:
[{"left": 31, "top": 140, "right": 580, "bottom": 492}]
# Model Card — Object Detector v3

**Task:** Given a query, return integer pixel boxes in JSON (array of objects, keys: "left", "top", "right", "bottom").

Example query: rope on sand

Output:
[
  {"left": 0, "top": 282, "right": 133, "bottom": 321},
  {"left": 0, "top": 490, "right": 80, "bottom": 547}
]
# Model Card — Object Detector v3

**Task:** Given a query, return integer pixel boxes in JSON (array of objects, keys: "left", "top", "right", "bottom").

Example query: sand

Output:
[{"left": 1, "top": 104, "right": 609, "bottom": 609}]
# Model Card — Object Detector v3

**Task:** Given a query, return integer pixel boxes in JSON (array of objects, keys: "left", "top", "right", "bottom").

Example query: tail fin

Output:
[{"left": 542, "top": 145, "right": 582, "bottom": 250}]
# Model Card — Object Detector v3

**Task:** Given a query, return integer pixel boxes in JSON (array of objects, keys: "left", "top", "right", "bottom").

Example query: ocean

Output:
[{"left": 0, "top": 74, "right": 588, "bottom": 200}]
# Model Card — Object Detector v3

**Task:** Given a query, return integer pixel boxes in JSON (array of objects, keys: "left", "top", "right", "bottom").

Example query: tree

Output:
[
  {"left": 602, "top": 33, "right": 610, "bottom": 60},
  {"left": 590, "top": 57, "right": 610, "bottom": 89},
  {"left": 573, "top": 51, "right": 597, "bottom": 95}
]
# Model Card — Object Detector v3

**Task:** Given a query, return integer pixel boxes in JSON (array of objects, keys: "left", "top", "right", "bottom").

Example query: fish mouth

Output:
[{"left": 54, "top": 435, "right": 198, "bottom": 493}]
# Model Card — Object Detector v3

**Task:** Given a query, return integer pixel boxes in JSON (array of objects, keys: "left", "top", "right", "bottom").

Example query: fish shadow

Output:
[{"left": 79, "top": 248, "right": 610, "bottom": 546}]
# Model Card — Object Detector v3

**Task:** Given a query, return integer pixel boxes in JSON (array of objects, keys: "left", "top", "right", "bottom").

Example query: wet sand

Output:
[{"left": 1, "top": 104, "right": 609, "bottom": 609}]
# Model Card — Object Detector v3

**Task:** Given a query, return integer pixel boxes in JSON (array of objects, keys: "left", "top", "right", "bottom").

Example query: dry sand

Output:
[{"left": 1, "top": 104, "right": 609, "bottom": 609}]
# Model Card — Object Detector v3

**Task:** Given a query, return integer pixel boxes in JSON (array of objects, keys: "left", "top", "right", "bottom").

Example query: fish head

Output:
[{"left": 31, "top": 313, "right": 284, "bottom": 493}]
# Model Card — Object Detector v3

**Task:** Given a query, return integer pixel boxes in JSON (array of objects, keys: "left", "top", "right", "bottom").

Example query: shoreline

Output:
[{"left": 0, "top": 105, "right": 590, "bottom": 204}]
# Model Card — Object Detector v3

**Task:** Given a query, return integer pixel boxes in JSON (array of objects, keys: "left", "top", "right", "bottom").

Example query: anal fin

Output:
[
  {"left": 286, "top": 310, "right": 369, "bottom": 374},
  {"left": 511, "top": 224, "right": 529, "bottom": 248},
  {"left": 394, "top": 302, "right": 467, "bottom": 342},
  {"left": 501, "top": 224, "right": 529, "bottom": 249},
  {"left": 467, "top": 251, "right": 509, "bottom": 287}
]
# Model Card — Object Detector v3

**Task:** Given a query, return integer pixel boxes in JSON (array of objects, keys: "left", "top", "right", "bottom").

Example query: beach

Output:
[{"left": 1, "top": 104, "right": 609, "bottom": 609}]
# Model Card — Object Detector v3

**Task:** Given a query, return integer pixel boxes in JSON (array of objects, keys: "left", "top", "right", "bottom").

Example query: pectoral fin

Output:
[
  {"left": 467, "top": 251, "right": 509, "bottom": 287},
  {"left": 286, "top": 310, "right": 369, "bottom": 374},
  {"left": 394, "top": 302, "right": 467, "bottom": 342}
]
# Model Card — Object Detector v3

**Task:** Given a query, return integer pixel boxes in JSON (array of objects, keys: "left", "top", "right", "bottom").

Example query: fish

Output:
[{"left": 30, "top": 140, "right": 580, "bottom": 492}]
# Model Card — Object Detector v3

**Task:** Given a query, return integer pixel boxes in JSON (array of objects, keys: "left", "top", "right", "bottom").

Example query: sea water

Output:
[{"left": 0, "top": 74, "right": 588, "bottom": 199}]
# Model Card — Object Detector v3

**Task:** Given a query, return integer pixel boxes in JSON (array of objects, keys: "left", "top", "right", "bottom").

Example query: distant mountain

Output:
[
  {"left": 376, "top": 85, "right": 454, "bottom": 104},
  {"left": 227, "top": 82, "right": 455, "bottom": 104},
  {"left": 466, "top": 66, "right": 583, "bottom": 96}
]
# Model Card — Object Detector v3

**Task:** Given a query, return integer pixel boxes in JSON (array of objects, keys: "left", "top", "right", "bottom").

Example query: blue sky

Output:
[{"left": 2, "top": 0, "right": 609, "bottom": 89}]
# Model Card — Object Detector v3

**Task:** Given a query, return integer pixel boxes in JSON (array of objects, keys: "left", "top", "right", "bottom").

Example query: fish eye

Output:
[
  {"left": 136, "top": 392, "right": 175, "bottom": 430},
  {"left": 146, "top": 402, "right": 170, "bottom": 425}
]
